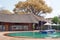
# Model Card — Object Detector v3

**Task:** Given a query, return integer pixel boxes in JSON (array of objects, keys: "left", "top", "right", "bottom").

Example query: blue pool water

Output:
[{"left": 7, "top": 32, "right": 60, "bottom": 38}]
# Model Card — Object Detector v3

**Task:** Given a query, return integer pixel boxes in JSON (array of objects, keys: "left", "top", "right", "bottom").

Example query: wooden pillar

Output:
[
  {"left": 41, "top": 21, "right": 42, "bottom": 30},
  {"left": 5, "top": 23, "right": 9, "bottom": 31},
  {"left": 28, "top": 23, "right": 33, "bottom": 30}
]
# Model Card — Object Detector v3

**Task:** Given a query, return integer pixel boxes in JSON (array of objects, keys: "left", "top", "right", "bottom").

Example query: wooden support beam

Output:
[
  {"left": 28, "top": 23, "right": 33, "bottom": 30},
  {"left": 5, "top": 23, "right": 9, "bottom": 31}
]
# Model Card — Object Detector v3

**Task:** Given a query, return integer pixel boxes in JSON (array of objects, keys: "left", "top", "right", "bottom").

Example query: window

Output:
[
  {"left": 11, "top": 25, "right": 23, "bottom": 30},
  {"left": 24, "top": 26, "right": 28, "bottom": 30},
  {"left": 0, "top": 25, "right": 5, "bottom": 31},
  {"left": 11, "top": 25, "right": 28, "bottom": 30}
]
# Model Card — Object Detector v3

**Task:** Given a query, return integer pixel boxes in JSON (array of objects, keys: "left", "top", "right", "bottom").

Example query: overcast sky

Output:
[{"left": 0, "top": 0, "right": 60, "bottom": 18}]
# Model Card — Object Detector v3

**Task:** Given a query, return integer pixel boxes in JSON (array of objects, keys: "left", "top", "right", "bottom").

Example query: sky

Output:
[
  {"left": 45, "top": 0, "right": 60, "bottom": 18},
  {"left": 0, "top": 0, "right": 60, "bottom": 18}
]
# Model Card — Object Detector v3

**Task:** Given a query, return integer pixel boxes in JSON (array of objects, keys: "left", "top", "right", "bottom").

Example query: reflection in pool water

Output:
[
  {"left": 40, "top": 29, "right": 55, "bottom": 34},
  {"left": 7, "top": 32, "right": 60, "bottom": 38}
]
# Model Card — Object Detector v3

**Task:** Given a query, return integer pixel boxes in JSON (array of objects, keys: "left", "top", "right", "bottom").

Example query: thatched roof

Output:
[{"left": 0, "top": 13, "right": 46, "bottom": 23}]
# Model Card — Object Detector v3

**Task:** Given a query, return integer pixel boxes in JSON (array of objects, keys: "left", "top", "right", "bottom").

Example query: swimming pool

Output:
[{"left": 6, "top": 32, "right": 60, "bottom": 38}]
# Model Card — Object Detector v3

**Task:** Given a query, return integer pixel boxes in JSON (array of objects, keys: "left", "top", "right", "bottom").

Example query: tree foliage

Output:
[
  {"left": 0, "top": 10, "right": 12, "bottom": 14},
  {"left": 13, "top": 0, "right": 52, "bottom": 15},
  {"left": 52, "top": 16, "right": 59, "bottom": 24}
]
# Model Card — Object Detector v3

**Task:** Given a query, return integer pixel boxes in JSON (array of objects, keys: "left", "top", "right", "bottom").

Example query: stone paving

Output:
[{"left": 0, "top": 31, "right": 60, "bottom": 40}]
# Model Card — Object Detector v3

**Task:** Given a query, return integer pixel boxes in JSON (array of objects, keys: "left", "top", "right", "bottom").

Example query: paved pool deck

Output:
[{"left": 0, "top": 31, "right": 60, "bottom": 40}]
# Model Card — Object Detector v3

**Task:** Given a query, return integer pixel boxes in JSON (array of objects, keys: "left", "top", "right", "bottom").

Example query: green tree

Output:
[
  {"left": 13, "top": 0, "right": 52, "bottom": 15},
  {"left": 52, "top": 16, "right": 59, "bottom": 24},
  {"left": 58, "top": 15, "right": 60, "bottom": 24}
]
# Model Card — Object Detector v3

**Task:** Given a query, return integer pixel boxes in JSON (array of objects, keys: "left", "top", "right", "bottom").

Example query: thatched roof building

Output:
[{"left": 0, "top": 13, "right": 46, "bottom": 31}]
